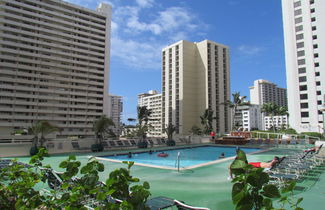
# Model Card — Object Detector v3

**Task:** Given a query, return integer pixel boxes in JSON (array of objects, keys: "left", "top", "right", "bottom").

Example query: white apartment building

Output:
[
  {"left": 234, "top": 105, "right": 262, "bottom": 131},
  {"left": 108, "top": 94, "right": 123, "bottom": 137},
  {"left": 264, "top": 115, "right": 288, "bottom": 131},
  {"left": 249, "top": 79, "right": 287, "bottom": 107},
  {"left": 138, "top": 90, "right": 162, "bottom": 137},
  {"left": 162, "top": 40, "right": 231, "bottom": 136},
  {"left": 0, "top": 0, "right": 112, "bottom": 138},
  {"left": 282, "top": 0, "right": 324, "bottom": 133}
]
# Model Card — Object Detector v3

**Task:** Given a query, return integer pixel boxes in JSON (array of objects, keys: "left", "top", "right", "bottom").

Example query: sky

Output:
[{"left": 66, "top": 0, "right": 286, "bottom": 123}]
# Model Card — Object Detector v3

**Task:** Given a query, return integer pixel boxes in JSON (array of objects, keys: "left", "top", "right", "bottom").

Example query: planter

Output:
[
  {"left": 137, "top": 141, "right": 148, "bottom": 148},
  {"left": 29, "top": 146, "right": 39, "bottom": 156},
  {"left": 166, "top": 139, "right": 176, "bottom": 146},
  {"left": 91, "top": 143, "right": 104, "bottom": 152}
]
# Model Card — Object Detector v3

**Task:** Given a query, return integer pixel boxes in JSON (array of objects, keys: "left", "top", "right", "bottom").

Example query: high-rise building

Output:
[
  {"left": 162, "top": 40, "right": 231, "bottom": 135},
  {"left": 0, "top": 0, "right": 112, "bottom": 138},
  {"left": 249, "top": 79, "right": 287, "bottom": 107},
  {"left": 234, "top": 104, "right": 262, "bottom": 131},
  {"left": 282, "top": 0, "right": 324, "bottom": 133},
  {"left": 108, "top": 94, "right": 123, "bottom": 137},
  {"left": 138, "top": 90, "right": 162, "bottom": 137}
]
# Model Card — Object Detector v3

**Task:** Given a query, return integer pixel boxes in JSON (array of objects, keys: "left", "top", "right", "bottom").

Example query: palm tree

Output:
[
  {"left": 223, "top": 92, "right": 248, "bottom": 130},
  {"left": 277, "top": 106, "right": 289, "bottom": 130},
  {"left": 261, "top": 103, "right": 279, "bottom": 132},
  {"left": 200, "top": 109, "right": 216, "bottom": 135},
  {"left": 163, "top": 123, "right": 177, "bottom": 146},
  {"left": 136, "top": 106, "right": 152, "bottom": 141},
  {"left": 93, "top": 115, "right": 115, "bottom": 145},
  {"left": 28, "top": 121, "right": 58, "bottom": 155}
]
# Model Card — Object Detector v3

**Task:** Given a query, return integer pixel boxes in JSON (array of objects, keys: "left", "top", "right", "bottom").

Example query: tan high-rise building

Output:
[
  {"left": 162, "top": 40, "right": 231, "bottom": 135},
  {"left": 108, "top": 94, "right": 123, "bottom": 137},
  {"left": 0, "top": 0, "right": 112, "bottom": 138}
]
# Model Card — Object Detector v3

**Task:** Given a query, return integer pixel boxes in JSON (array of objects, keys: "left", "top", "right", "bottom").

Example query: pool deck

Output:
[{"left": 8, "top": 144, "right": 325, "bottom": 210}]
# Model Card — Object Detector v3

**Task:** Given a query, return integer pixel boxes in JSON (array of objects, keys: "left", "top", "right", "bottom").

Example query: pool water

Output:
[{"left": 101, "top": 146, "right": 260, "bottom": 168}]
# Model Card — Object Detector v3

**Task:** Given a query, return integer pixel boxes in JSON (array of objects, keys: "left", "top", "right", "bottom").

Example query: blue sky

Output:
[{"left": 67, "top": 0, "right": 286, "bottom": 122}]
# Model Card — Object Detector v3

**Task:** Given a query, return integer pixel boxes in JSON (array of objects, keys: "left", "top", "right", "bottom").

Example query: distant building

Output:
[
  {"left": 138, "top": 90, "right": 162, "bottom": 137},
  {"left": 264, "top": 115, "right": 288, "bottom": 131},
  {"left": 108, "top": 95, "right": 123, "bottom": 137},
  {"left": 282, "top": 0, "right": 324, "bottom": 133},
  {"left": 249, "top": 79, "right": 287, "bottom": 107},
  {"left": 233, "top": 105, "right": 262, "bottom": 131},
  {"left": 0, "top": 0, "right": 112, "bottom": 139},
  {"left": 162, "top": 40, "right": 231, "bottom": 136}
]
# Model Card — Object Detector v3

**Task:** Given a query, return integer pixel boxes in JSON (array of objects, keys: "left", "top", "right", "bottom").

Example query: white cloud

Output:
[
  {"left": 238, "top": 45, "right": 264, "bottom": 56},
  {"left": 136, "top": 0, "right": 154, "bottom": 8}
]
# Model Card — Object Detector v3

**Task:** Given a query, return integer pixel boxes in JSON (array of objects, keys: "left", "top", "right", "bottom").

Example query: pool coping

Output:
[{"left": 95, "top": 146, "right": 270, "bottom": 171}]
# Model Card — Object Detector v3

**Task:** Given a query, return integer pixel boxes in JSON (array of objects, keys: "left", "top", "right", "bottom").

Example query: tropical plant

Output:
[
  {"left": 0, "top": 148, "right": 151, "bottom": 209},
  {"left": 277, "top": 106, "right": 289, "bottom": 130},
  {"left": 135, "top": 106, "right": 152, "bottom": 147},
  {"left": 223, "top": 92, "right": 248, "bottom": 130},
  {"left": 200, "top": 109, "right": 216, "bottom": 135},
  {"left": 190, "top": 125, "right": 202, "bottom": 135},
  {"left": 93, "top": 115, "right": 115, "bottom": 151},
  {"left": 28, "top": 121, "right": 58, "bottom": 155},
  {"left": 163, "top": 123, "right": 177, "bottom": 146},
  {"left": 261, "top": 103, "right": 279, "bottom": 133},
  {"left": 230, "top": 150, "right": 303, "bottom": 210}
]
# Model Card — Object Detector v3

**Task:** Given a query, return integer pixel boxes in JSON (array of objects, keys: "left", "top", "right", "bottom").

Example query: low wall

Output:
[{"left": 0, "top": 139, "right": 96, "bottom": 157}]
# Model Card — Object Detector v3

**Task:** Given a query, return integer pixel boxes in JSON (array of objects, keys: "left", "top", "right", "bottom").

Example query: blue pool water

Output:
[{"left": 101, "top": 146, "right": 260, "bottom": 168}]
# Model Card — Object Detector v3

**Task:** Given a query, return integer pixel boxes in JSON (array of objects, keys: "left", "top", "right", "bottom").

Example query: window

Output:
[
  {"left": 312, "top": 35, "right": 317, "bottom": 40},
  {"left": 315, "top": 72, "right": 320, "bottom": 76},
  {"left": 296, "top": 42, "right": 304, "bottom": 48},
  {"left": 299, "top": 85, "right": 307, "bottom": 91},
  {"left": 310, "top": 0, "right": 314, "bottom": 4},
  {"left": 313, "top": 44, "right": 318, "bottom": 49},
  {"left": 294, "top": 9, "right": 302, "bottom": 16},
  {"left": 295, "top": 17, "right": 303, "bottom": 24},
  {"left": 315, "top": 63, "right": 319, "bottom": 67},
  {"left": 312, "top": 26, "right": 317, "bottom": 31},
  {"left": 311, "top": 17, "right": 316, "bottom": 22},
  {"left": 298, "top": 67, "right": 306, "bottom": 74},
  {"left": 300, "top": 94, "right": 308, "bottom": 100},
  {"left": 297, "top": 59, "right": 305, "bottom": 65},
  {"left": 317, "top": 91, "right": 321, "bottom": 95},
  {"left": 311, "top": 8, "right": 315, "bottom": 13},
  {"left": 294, "top": 1, "right": 301, "bottom": 7},
  {"left": 318, "top": 100, "right": 322, "bottom": 105},
  {"left": 314, "top": 53, "right": 319, "bottom": 58},
  {"left": 301, "top": 112, "right": 309, "bottom": 118},
  {"left": 300, "top": 103, "right": 308, "bottom": 108},
  {"left": 297, "top": 50, "right": 305, "bottom": 57},
  {"left": 295, "top": 25, "right": 303, "bottom": 32},
  {"left": 296, "top": 34, "right": 304, "bottom": 40},
  {"left": 316, "top": 81, "right": 321, "bottom": 86}
]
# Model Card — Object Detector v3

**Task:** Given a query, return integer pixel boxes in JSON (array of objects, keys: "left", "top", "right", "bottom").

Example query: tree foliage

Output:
[
  {"left": 200, "top": 109, "right": 216, "bottom": 135},
  {"left": 230, "top": 150, "right": 303, "bottom": 210},
  {"left": 28, "top": 121, "right": 59, "bottom": 147},
  {"left": 0, "top": 149, "right": 151, "bottom": 209},
  {"left": 93, "top": 115, "right": 115, "bottom": 144}
]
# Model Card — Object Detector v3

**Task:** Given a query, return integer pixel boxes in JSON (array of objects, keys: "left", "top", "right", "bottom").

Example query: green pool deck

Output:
[{"left": 13, "top": 145, "right": 325, "bottom": 210}]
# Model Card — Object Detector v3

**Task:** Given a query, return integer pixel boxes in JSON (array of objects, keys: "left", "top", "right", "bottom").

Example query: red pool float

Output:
[{"left": 157, "top": 152, "right": 168, "bottom": 157}]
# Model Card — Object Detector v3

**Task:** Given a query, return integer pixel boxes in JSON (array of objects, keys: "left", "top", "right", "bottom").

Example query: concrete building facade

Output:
[
  {"left": 264, "top": 115, "right": 288, "bottom": 131},
  {"left": 162, "top": 40, "right": 231, "bottom": 136},
  {"left": 233, "top": 105, "right": 262, "bottom": 131},
  {"left": 108, "top": 94, "right": 123, "bottom": 137},
  {"left": 138, "top": 90, "right": 162, "bottom": 137},
  {"left": 282, "top": 0, "right": 324, "bottom": 133},
  {"left": 0, "top": 0, "right": 112, "bottom": 138},
  {"left": 249, "top": 79, "right": 287, "bottom": 107}
]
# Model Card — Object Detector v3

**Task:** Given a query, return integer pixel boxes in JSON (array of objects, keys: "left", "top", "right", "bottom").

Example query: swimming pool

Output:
[{"left": 98, "top": 146, "right": 261, "bottom": 169}]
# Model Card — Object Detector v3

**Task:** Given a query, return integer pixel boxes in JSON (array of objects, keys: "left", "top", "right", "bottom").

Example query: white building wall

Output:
[
  {"left": 282, "top": 0, "right": 324, "bottom": 133},
  {"left": 264, "top": 116, "right": 288, "bottom": 131},
  {"left": 138, "top": 91, "right": 162, "bottom": 137}
]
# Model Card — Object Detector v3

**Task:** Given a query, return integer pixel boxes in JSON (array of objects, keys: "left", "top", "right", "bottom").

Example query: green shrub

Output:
[{"left": 301, "top": 132, "right": 322, "bottom": 139}]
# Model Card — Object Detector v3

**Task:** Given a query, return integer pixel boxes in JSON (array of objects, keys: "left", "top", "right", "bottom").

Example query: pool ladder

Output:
[{"left": 175, "top": 152, "right": 181, "bottom": 172}]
